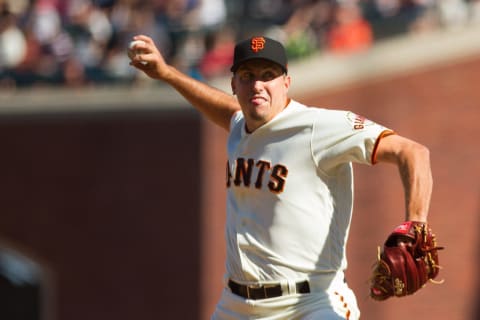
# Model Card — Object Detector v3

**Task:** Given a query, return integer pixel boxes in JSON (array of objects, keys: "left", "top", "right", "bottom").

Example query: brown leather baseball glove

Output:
[{"left": 370, "top": 221, "right": 444, "bottom": 300}]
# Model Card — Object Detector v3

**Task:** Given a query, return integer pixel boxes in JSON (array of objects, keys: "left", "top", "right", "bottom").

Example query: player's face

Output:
[{"left": 232, "top": 60, "right": 291, "bottom": 132}]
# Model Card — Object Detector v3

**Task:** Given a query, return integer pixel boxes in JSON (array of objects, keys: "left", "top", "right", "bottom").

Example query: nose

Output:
[{"left": 252, "top": 79, "right": 264, "bottom": 92}]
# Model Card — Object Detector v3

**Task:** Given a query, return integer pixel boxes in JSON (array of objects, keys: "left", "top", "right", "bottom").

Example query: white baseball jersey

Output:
[{"left": 225, "top": 99, "right": 392, "bottom": 283}]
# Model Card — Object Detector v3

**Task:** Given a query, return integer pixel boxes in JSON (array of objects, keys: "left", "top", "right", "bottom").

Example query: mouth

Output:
[{"left": 250, "top": 96, "right": 267, "bottom": 105}]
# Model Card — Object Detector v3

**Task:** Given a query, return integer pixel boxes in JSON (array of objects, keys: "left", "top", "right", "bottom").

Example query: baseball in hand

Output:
[{"left": 128, "top": 40, "right": 147, "bottom": 64}]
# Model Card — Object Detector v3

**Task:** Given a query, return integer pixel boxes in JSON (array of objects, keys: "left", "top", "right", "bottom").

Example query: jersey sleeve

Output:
[
  {"left": 311, "top": 110, "right": 393, "bottom": 172},
  {"left": 229, "top": 110, "right": 244, "bottom": 132}
]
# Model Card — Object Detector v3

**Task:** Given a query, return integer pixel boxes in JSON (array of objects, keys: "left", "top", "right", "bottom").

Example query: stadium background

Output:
[{"left": 1, "top": 1, "right": 479, "bottom": 319}]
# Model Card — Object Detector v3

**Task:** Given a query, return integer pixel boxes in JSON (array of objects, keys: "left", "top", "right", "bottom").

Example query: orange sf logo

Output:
[{"left": 251, "top": 37, "right": 265, "bottom": 52}]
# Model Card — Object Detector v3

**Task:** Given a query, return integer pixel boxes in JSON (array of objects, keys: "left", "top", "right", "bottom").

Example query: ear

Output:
[
  {"left": 284, "top": 74, "right": 291, "bottom": 91},
  {"left": 231, "top": 77, "right": 236, "bottom": 95}
]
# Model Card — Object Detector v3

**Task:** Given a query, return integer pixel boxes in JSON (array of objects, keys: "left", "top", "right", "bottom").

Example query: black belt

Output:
[{"left": 228, "top": 279, "right": 310, "bottom": 300}]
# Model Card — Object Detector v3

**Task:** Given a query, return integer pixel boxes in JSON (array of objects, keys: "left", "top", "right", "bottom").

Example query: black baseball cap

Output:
[{"left": 230, "top": 36, "right": 288, "bottom": 73}]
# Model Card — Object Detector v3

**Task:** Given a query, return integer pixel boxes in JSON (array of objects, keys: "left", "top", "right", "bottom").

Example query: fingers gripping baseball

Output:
[
  {"left": 128, "top": 35, "right": 171, "bottom": 80},
  {"left": 370, "top": 221, "right": 444, "bottom": 301}
]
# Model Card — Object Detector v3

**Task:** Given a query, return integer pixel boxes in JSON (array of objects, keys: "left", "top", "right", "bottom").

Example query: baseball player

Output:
[{"left": 129, "top": 35, "right": 433, "bottom": 319}]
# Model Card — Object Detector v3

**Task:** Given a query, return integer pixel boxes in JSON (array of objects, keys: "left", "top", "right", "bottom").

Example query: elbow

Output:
[
  {"left": 401, "top": 142, "right": 432, "bottom": 180},
  {"left": 396, "top": 140, "right": 431, "bottom": 170},
  {"left": 415, "top": 143, "right": 430, "bottom": 163}
]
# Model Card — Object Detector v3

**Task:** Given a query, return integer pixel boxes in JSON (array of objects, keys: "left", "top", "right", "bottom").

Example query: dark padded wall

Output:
[{"left": 0, "top": 108, "right": 202, "bottom": 320}]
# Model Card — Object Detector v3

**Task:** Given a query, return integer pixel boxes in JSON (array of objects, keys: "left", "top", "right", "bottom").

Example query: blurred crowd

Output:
[{"left": 1, "top": 0, "right": 480, "bottom": 89}]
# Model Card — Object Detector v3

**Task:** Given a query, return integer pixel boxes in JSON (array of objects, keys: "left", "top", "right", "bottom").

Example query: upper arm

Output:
[
  {"left": 374, "top": 134, "right": 430, "bottom": 165},
  {"left": 215, "top": 97, "right": 242, "bottom": 131}
]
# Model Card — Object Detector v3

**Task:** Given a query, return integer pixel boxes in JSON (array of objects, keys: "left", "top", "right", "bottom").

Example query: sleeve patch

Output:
[{"left": 346, "top": 112, "right": 375, "bottom": 130}]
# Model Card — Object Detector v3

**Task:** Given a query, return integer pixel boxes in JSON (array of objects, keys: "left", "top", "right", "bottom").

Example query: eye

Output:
[
  {"left": 238, "top": 71, "right": 254, "bottom": 82},
  {"left": 261, "top": 71, "right": 274, "bottom": 81}
]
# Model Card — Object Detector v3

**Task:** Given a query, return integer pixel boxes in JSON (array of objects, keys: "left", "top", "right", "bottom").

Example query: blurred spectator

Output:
[
  {"left": 196, "top": 0, "right": 228, "bottom": 30},
  {"left": 281, "top": 1, "right": 320, "bottom": 59},
  {"left": 262, "top": 1, "right": 320, "bottom": 60},
  {"left": 198, "top": 28, "right": 235, "bottom": 80},
  {"left": 437, "top": 0, "right": 469, "bottom": 29},
  {"left": 168, "top": 0, "right": 229, "bottom": 78},
  {"left": 0, "top": 1, "right": 27, "bottom": 87},
  {"left": 0, "top": 0, "right": 478, "bottom": 89},
  {"left": 0, "top": 6, "right": 27, "bottom": 69},
  {"left": 326, "top": 1, "right": 373, "bottom": 54},
  {"left": 408, "top": 1, "right": 439, "bottom": 34},
  {"left": 228, "top": 0, "right": 294, "bottom": 37},
  {"left": 362, "top": 0, "right": 436, "bottom": 39}
]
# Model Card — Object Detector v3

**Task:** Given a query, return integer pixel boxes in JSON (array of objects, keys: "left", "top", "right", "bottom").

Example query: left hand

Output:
[{"left": 370, "top": 221, "right": 444, "bottom": 300}]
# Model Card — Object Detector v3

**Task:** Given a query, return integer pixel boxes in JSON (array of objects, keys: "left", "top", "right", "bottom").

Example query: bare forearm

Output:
[
  {"left": 129, "top": 35, "right": 240, "bottom": 131},
  {"left": 162, "top": 66, "right": 240, "bottom": 130},
  {"left": 376, "top": 135, "right": 432, "bottom": 222},
  {"left": 395, "top": 143, "right": 432, "bottom": 222}
]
